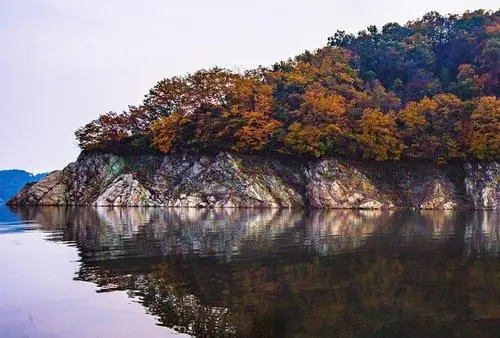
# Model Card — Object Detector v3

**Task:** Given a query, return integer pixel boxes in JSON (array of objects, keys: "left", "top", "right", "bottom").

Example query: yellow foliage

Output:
[
  {"left": 469, "top": 96, "right": 500, "bottom": 159},
  {"left": 233, "top": 112, "right": 281, "bottom": 152},
  {"left": 230, "top": 79, "right": 281, "bottom": 152},
  {"left": 358, "top": 109, "right": 402, "bottom": 161},
  {"left": 301, "top": 84, "right": 346, "bottom": 121},
  {"left": 398, "top": 98, "right": 434, "bottom": 131},
  {"left": 284, "top": 122, "right": 343, "bottom": 158},
  {"left": 397, "top": 94, "right": 468, "bottom": 161}
]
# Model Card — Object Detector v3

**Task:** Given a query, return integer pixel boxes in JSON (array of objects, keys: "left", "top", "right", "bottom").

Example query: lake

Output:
[{"left": 0, "top": 206, "right": 499, "bottom": 337}]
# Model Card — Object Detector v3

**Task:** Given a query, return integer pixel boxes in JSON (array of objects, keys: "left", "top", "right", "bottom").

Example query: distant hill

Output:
[{"left": 0, "top": 170, "right": 47, "bottom": 204}]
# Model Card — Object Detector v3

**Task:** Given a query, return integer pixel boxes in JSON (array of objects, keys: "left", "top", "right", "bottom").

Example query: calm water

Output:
[{"left": 0, "top": 206, "right": 499, "bottom": 337}]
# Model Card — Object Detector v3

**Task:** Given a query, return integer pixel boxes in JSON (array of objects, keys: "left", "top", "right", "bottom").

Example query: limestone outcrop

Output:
[
  {"left": 7, "top": 151, "right": 499, "bottom": 209},
  {"left": 465, "top": 162, "right": 500, "bottom": 209}
]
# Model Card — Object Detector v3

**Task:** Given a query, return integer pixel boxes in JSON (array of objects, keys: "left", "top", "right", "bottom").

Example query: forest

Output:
[{"left": 76, "top": 10, "right": 499, "bottom": 163}]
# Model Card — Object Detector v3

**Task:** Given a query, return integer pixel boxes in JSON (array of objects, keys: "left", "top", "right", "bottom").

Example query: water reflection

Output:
[
  {"left": 6, "top": 207, "right": 500, "bottom": 337},
  {"left": 10, "top": 207, "right": 480, "bottom": 257},
  {"left": 465, "top": 211, "right": 500, "bottom": 257}
]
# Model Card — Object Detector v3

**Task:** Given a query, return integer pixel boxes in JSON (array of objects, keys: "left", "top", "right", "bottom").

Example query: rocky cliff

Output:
[{"left": 7, "top": 151, "right": 500, "bottom": 209}]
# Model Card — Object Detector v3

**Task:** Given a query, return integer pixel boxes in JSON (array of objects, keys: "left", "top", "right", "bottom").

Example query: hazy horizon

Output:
[{"left": 1, "top": 0, "right": 498, "bottom": 173}]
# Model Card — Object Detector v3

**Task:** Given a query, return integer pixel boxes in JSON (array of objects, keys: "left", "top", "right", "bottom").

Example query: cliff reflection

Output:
[
  {"left": 9, "top": 207, "right": 500, "bottom": 337},
  {"left": 11, "top": 207, "right": 473, "bottom": 258},
  {"left": 465, "top": 211, "right": 500, "bottom": 256}
]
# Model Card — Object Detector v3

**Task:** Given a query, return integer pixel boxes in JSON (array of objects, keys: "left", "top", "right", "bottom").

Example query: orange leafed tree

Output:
[
  {"left": 397, "top": 94, "right": 468, "bottom": 162},
  {"left": 143, "top": 68, "right": 238, "bottom": 118},
  {"left": 151, "top": 112, "right": 191, "bottom": 153},
  {"left": 230, "top": 78, "right": 282, "bottom": 152},
  {"left": 358, "top": 109, "right": 402, "bottom": 161},
  {"left": 468, "top": 96, "right": 500, "bottom": 159},
  {"left": 282, "top": 83, "right": 350, "bottom": 157},
  {"left": 75, "top": 112, "right": 132, "bottom": 150}
]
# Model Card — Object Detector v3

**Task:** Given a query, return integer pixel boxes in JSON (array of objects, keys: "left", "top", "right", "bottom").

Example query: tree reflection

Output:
[{"left": 9, "top": 207, "right": 500, "bottom": 337}]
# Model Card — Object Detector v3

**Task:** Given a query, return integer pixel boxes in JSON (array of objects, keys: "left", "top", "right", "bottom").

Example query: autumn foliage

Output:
[
  {"left": 469, "top": 96, "right": 500, "bottom": 159},
  {"left": 76, "top": 10, "right": 500, "bottom": 162}
]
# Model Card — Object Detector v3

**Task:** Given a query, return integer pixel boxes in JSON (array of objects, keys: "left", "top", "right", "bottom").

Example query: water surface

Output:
[{"left": 0, "top": 206, "right": 499, "bottom": 337}]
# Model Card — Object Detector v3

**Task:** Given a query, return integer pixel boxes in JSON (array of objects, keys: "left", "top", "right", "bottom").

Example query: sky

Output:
[{"left": 1, "top": 0, "right": 498, "bottom": 173}]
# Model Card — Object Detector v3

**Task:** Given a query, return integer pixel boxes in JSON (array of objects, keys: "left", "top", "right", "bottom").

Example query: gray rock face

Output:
[
  {"left": 147, "top": 152, "right": 306, "bottom": 208},
  {"left": 93, "top": 174, "right": 152, "bottom": 206},
  {"left": 7, "top": 151, "right": 500, "bottom": 209},
  {"left": 306, "top": 159, "right": 393, "bottom": 209},
  {"left": 9, "top": 170, "right": 69, "bottom": 206},
  {"left": 465, "top": 162, "right": 500, "bottom": 209}
]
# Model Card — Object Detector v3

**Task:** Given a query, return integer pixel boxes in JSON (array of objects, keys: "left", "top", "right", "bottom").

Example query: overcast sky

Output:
[{"left": 1, "top": 0, "right": 498, "bottom": 173}]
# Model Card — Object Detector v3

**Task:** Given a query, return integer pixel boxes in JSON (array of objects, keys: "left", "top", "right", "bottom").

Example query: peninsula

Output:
[{"left": 9, "top": 10, "right": 499, "bottom": 209}]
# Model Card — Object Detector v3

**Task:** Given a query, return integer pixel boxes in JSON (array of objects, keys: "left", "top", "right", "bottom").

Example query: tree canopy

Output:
[{"left": 76, "top": 9, "right": 500, "bottom": 162}]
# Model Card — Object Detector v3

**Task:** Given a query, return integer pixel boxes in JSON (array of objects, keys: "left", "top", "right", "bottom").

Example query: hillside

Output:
[{"left": 74, "top": 9, "right": 498, "bottom": 164}]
